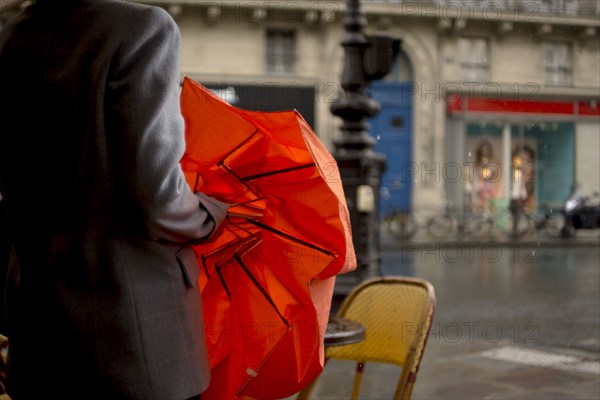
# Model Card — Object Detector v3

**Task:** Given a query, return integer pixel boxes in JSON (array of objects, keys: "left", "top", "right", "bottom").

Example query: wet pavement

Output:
[
  {"left": 302, "top": 237, "right": 600, "bottom": 399},
  {"left": 385, "top": 244, "right": 599, "bottom": 400}
]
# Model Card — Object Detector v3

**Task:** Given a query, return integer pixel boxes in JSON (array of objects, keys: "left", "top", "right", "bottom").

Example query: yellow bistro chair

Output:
[{"left": 298, "top": 276, "right": 436, "bottom": 400}]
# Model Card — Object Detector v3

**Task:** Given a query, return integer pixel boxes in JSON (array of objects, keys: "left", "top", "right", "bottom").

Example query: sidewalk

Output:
[
  {"left": 381, "top": 224, "right": 600, "bottom": 250},
  {"left": 299, "top": 227, "right": 600, "bottom": 399},
  {"left": 307, "top": 340, "right": 600, "bottom": 399}
]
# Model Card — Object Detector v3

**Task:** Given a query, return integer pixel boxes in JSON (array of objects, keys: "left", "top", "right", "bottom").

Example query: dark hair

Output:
[
  {"left": 511, "top": 144, "right": 535, "bottom": 160},
  {"left": 476, "top": 140, "right": 494, "bottom": 163}
]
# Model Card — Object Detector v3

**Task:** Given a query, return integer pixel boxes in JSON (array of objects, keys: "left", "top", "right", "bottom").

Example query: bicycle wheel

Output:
[
  {"left": 387, "top": 212, "right": 418, "bottom": 240},
  {"left": 463, "top": 212, "right": 490, "bottom": 237},
  {"left": 494, "top": 210, "right": 532, "bottom": 239},
  {"left": 540, "top": 211, "right": 564, "bottom": 238},
  {"left": 426, "top": 215, "right": 456, "bottom": 239}
]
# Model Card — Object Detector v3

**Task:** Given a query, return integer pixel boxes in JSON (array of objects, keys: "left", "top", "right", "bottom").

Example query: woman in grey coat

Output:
[{"left": 0, "top": 1, "right": 227, "bottom": 398}]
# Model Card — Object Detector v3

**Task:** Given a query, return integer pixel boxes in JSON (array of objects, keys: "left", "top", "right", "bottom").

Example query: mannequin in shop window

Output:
[
  {"left": 471, "top": 140, "right": 501, "bottom": 212},
  {"left": 510, "top": 144, "right": 536, "bottom": 215}
]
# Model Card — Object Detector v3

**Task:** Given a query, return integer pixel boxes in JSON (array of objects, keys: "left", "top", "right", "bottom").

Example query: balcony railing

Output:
[
  {"left": 125, "top": 1, "right": 600, "bottom": 17},
  {"left": 362, "top": 0, "right": 599, "bottom": 17}
]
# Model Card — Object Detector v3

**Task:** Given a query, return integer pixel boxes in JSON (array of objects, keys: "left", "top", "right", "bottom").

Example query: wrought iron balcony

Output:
[{"left": 361, "top": 0, "right": 599, "bottom": 18}]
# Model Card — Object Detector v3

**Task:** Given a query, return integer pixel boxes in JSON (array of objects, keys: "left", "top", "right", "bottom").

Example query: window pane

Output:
[
  {"left": 543, "top": 43, "right": 556, "bottom": 67},
  {"left": 543, "top": 42, "right": 572, "bottom": 86},
  {"left": 557, "top": 44, "right": 571, "bottom": 67},
  {"left": 266, "top": 30, "right": 296, "bottom": 73},
  {"left": 459, "top": 38, "right": 490, "bottom": 81}
]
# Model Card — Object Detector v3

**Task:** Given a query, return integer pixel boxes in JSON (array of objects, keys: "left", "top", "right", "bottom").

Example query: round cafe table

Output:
[
  {"left": 324, "top": 316, "right": 366, "bottom": 347},
  {"left": 295, "top": 317, "right": 366, "bottom": 400}
]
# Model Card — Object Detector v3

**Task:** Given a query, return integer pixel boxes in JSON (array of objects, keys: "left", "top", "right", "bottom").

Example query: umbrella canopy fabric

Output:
[{"left": 180, "top": 77, "right": 356, "bottom": 399}]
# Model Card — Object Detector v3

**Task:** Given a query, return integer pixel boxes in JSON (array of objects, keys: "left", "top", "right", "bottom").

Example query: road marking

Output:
[{"left": 480, "top": 346, "right": 600, "bottom": 375}]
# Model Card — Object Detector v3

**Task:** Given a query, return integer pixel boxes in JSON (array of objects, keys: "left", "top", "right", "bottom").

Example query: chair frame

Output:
[{"left": 298, "top": 276, "right": 436, "bottom": 400}]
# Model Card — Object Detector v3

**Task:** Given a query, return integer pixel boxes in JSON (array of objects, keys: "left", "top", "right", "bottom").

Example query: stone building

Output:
[{"left": 4, "top": 0, "right": 599, "bottom": 220}]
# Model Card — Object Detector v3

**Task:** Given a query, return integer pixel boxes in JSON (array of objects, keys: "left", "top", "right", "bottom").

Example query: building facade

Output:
[{"left": 4, "top": 0, "right": 599, "bottom": 220}]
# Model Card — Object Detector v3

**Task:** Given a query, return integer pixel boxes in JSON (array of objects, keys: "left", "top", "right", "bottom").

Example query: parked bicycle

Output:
[
  {"left": 387, "top": 201, "right": 566, "bottom": 242},
  {"left": 494, "top": 202, "right": 564, "bottom": 239},
  {"left": 425, "top": 202, "right": 563, "bottom": 241},
  {"left": 529, "top": 203, "right": 564, "bottom": 238},
  {"left": 426, "top": 204, "right": 491, "bottom": 240},
  {"left": 492, "top": 205, "right": 532, "bottom": 239},
  {"left": 385, "top": 210, "right": 419, "bottom": 240}
]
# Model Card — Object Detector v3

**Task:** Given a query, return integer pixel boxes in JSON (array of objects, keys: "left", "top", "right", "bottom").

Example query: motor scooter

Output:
[{"left": 560, "top": 190, "right": 600, "bottom": 238}]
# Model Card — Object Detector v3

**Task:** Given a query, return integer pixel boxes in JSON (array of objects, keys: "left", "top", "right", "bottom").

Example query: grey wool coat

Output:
[{"left": 0, "top": 0, "right": 228, "bottom": 398}]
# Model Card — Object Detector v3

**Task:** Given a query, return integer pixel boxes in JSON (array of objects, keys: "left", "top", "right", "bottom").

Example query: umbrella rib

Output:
[
  {"left": 199, "top": 232, "right": 262, "bottom": 273},
  {"left": 241, "top": 163, "right": 316, "bottom": 182},
  {"left": 227, "top": 219, "right": 260, "bottom": 239},
  {"left": 215, "top": 129, "right": 262, "bottom": 197},
  {"left": 201, "top": 254, "right": 210, "bottom": 277},
  {"left": 228, "top": 187, "right": 259, "bottom": 204},
  {"left": 218, "top": 128, "right": 260, "bottom": 165},
  {"left": 233, "top": 254, "right": 290, "bottom": 327},
  {"left": 227, "top": 198, "right": 266, "bottom": 219},
  {"left": 198, "top": 228, "right": 244, "bottom": 258},
  {"left": 215, "top": 263, "right": 231, "bottom": 299},
  {"left": 246, "top": 219, "right": 336, "bottom": 257},
  {"left": 219, "top": 163, "right": 260, "bottom": 197},
  {"left": 230, "top": 197, "right": 266, "bottom": 212}
]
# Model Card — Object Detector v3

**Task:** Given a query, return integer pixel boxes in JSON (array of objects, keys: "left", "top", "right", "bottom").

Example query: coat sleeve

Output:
[{"left": 106, "top": 6, "right": 227, "bottom": 243}]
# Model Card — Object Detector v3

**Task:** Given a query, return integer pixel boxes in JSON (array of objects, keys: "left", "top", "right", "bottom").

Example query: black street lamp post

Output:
[{"left": 332, "top": 0, "right": 399, "bottom": 294}]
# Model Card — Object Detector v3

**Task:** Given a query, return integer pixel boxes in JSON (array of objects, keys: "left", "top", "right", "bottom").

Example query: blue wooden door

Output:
[{"left": 369, "top": 82, "right": 413, "bottom": 217}]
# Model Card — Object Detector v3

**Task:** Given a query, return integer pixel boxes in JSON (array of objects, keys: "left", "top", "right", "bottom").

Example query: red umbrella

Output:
[{"left": 180, "top": 77, "right": 356, "bottom": 399}]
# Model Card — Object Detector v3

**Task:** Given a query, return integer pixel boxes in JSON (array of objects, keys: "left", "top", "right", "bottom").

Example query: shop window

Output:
[
  {"left": 266, "top": 29, "right": 296, "bottom": 74},
  {"left": 458, "top": 38, "right": 490, "bottom": 82},
  {"left": 465, "top": 122, "right": 575, "bottom": 212},
  {"left": 543, "top": 42, "right": 572, "bottom": 86}
]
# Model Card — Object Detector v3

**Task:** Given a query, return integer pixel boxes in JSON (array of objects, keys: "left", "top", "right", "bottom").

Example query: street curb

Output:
[{"left": 382, "top": 239, "right": 600, "bottom": 250}]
